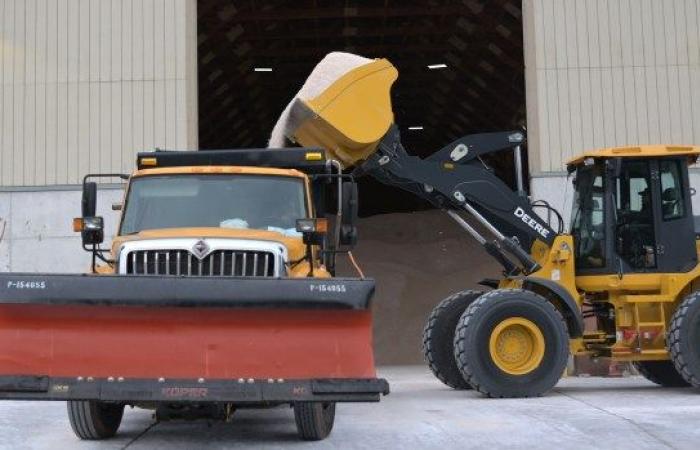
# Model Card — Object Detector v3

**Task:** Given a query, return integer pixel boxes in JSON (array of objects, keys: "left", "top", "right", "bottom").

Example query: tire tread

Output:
[
  {"left": 668, "top": 291, "right": 700, "bottom": 386},
  {"left": 293, "top": 402, "right": 335, "bottom": 441},
  {"left": 67, "top": 400, "right": 123, "bottom": 440},
  {"left": 422, "top": 290, "right": 483, "bottom": 389},
  {"left": 453, "top": 289, "right": 569, "bottom": 398}
]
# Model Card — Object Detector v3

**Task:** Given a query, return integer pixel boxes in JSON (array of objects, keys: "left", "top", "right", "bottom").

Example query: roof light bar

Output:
[
  {"left": 427, "top": 63, "right": 448, "bottom": 70},
  {"left": 408, "top": 126, "right": 424, "bottom": 131},
  {"left": 253, "top": 67, "right": 273, "bottom": 72}
]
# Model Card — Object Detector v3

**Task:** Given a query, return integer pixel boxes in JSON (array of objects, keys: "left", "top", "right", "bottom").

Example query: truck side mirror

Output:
[
  {"left": 76, "top": 181, "right": 104, "bottom": 245},
  {"left": 339, "top": 181, "right": 358, "bottom": 247},
  {"left": 82, "top": 182, "right": 98, "bottom": 217}
]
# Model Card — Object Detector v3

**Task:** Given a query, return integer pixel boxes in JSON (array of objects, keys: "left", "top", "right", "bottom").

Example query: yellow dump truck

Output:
[{"left": 0, "top": 147, "right": 388, "bottom": 441}]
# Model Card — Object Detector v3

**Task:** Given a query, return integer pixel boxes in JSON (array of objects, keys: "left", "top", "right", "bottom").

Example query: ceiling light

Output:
[
  {"left": 253, "top": 67, "right": 273, "bottom": 72},
  {"left": 408, "top": 126, "right": 424, "bottom": 131},
  {"left": 427, "top": 64, "right": 448, "bottom": 70}
]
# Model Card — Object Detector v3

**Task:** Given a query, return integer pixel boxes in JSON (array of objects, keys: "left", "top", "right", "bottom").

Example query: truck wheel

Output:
[
  {"left": 422, "top": 290, "right": 483, "bottom": 389},
  {"left": 293, "top": 402, "right": 335, "bottom": 441},
  {"left": 633, "top": 361, "right": 690, "bottom": 387},
  {"left": 668, "top": 291, "right": 700, "bottom": 387},
  {"left": 454, "top": 289, "right": 569, "bottom": 398},
  {"left": 67, "top": 400, "right": 124, "bottom": 440}
]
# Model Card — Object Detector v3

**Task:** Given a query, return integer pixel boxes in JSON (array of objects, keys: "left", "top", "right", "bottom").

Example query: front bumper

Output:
[
  {"left": 0, "top": 273, "right": 375, "bottom": 310},
  {"left": 0, "top": 273, "right": 379, "bottom": 382},
  {"left": 0, "top": 375, "right": 390, "bottom": 403}
]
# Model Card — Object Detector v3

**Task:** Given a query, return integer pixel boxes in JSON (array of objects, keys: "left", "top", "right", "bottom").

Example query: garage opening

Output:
[{"left": 196, "top": 1, "right": 527, "bottom": 216}]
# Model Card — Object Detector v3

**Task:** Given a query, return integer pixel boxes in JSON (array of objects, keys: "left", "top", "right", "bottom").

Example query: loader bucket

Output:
[{"left": 286, "top": 58, "right": 398, "bottom": 168}]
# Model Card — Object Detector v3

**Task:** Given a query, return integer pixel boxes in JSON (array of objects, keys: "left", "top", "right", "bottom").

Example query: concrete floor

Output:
[{"left": 2, "top": 366, "right": 700, "bottom": 449}]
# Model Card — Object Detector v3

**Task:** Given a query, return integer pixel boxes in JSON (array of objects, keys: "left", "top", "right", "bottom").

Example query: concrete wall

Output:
[
  {"left": 523, "top": 0, "right": 700, "bottom": 175},
  {"left": 0, "top": 186, "right": 123, "bottom": 272},
  {"left": 0, "top": 0, "right": 198, "bottom": 187},
  {"left": 523, "top": 0, "right": 700, "bottom": 220}
]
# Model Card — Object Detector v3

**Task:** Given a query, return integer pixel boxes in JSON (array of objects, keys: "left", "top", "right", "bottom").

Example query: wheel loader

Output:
[
  {"left": 0, "top": 147, "right": 388, "bottom": 440},
  {"left": 275, "top": 53, "right": 700, "bottom": 398}
]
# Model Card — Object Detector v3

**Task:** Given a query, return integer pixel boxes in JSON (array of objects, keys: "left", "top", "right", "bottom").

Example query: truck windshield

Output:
[{"left": 119, "top": 175, "right": 307, "bottom": 235}]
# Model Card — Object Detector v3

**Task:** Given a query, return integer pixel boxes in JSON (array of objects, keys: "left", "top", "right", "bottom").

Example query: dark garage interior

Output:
[
  {"left": 196, "top": 0, "right": 525, "bottom": 363},
  {"left": 196, "top": 0, "right": 527, "bottom": 216}
]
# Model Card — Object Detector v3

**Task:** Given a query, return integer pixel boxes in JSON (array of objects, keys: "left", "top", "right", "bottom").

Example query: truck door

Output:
[
  {"left": 652, "top": 158, "right": 697, "bottom": 272},
  {"left": 614, "top": 160, "right": 658, "bottom": 272}
]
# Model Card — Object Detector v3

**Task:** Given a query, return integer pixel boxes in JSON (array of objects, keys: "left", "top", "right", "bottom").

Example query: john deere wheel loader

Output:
[
  {"left": 275, "top": 53, "right": 700, "bottom": 398},
  {"left": 0, "top": 147, "right": 388, "bottom": 440}
]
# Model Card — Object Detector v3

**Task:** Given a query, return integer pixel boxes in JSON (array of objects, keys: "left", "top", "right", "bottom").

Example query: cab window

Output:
[
  {"left": 570, "top": 164, "right": 606, "bottom": 269},
  {"left": 615, "top": 160, "right": 656, "bottom": 269},
  {"left": 659, "top": 160, "right": 685, "bottom": 220}
]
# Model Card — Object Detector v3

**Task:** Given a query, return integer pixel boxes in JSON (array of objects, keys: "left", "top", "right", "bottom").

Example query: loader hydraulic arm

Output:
[
  {"left": 279, "top": 56, "right": 559, "bottom": 276},
  {"left": 355, "top": 126, "right": 558, "bottom": 276}
]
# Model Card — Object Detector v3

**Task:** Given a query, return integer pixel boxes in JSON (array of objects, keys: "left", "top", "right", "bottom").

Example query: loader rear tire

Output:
[
  {"left": 668, "top": 291, "right": 700, "bottom": 387},
  {"left": 454, "top": 289, "right": 569, "bottom": 398},
  {"left": 422, "top": 290, "right": 483, "bottom": 389},
  {"left": 67, "top": 400, "right": 124, "bottom": 440},
  {"left": 293, "top": 402, "right": 335, "bottom": 441},
  {"left": 633, "top": 361, "right": 690, "bottom": 387}
]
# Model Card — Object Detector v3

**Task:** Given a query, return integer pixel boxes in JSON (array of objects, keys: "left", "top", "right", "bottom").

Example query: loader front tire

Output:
[
  {"left": 454, "top": 289, "right": 569, "bottom": 398},
  {"left": 422, "top": 290, "right": 483, "bottom": 389},
  {"left": 293, "top": 402, "right": 335, "bottom": 441},
  {"left": 668, "top": 291, "right": 700, "bottom": 387},
  {"left": 67, "top": 400, "right": 124, "bottom": 440},
  {"left": 633, "top": 361, "right": 690, "bottom": 387}
]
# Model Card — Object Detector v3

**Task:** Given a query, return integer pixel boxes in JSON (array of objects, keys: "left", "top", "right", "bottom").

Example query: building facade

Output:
[
  {"left": 0, "top": 0, "right": 197, "bottom": 271},
  {"left": 0, "top": 0, "right": 699, "bottom": 271},
  {"left": 524, "top": 0, "right": 700, "bottom": 221}
]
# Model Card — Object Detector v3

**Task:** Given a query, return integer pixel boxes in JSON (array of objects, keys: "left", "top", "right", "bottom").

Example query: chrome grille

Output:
[{"left": 125, "top": 250, "right": 275, "bottom": 277}]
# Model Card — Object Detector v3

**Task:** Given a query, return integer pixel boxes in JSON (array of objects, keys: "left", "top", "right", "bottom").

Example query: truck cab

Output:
[{"left": 78, "top": 148, "right": 359, "bottom": 279}]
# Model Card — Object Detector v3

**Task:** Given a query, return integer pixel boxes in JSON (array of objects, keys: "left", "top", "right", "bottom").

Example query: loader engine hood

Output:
[{"left": 269, "top": 52, "right": 398, "bottom": 168}]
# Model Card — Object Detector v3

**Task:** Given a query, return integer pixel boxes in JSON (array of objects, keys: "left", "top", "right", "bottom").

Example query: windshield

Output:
[
  {"left": 120, "top": 175, "right": 307, "bottom": 235},
  {"left": 570, "top": 164, "right": 606, "bottom": 269}
]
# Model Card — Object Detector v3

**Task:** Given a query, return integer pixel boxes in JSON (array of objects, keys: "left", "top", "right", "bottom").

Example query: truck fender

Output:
[{"left": 521, "top": 277, "right": 584, "bottom": 338}]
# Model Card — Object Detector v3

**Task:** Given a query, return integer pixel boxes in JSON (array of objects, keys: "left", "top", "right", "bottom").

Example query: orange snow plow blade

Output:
[{"left": 0, "top": 274, "right": 387, "bottom": 403}]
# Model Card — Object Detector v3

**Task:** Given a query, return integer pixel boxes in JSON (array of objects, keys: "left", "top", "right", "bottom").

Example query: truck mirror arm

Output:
[{"left": 78, "top": 173, "right": 128, "bottom": 273}]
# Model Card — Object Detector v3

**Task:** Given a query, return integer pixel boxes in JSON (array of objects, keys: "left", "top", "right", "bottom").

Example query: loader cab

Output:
[{"left": 568, "top": 146, "right": 700, "bottom": 276}]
